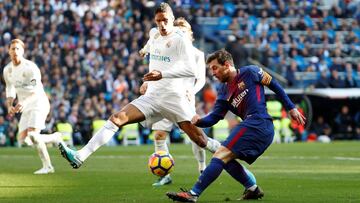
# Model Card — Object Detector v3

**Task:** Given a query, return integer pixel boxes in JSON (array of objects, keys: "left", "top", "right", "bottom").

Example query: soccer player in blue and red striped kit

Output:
[{"left": 166, "top": 49, "right": 306, "bottom": 202}]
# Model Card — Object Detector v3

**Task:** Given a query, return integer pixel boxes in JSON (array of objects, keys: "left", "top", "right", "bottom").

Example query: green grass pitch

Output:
[{"left": 0, "top": 142, "right": 359, "bottom": 203}]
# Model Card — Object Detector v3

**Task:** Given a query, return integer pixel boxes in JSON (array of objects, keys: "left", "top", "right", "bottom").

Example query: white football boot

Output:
[{"left": 33, "top": 166, "right": 55, "bottom": 175}]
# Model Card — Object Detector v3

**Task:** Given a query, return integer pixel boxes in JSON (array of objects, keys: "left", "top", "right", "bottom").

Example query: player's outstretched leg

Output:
[
  {"left": 153, "top": 174, "right": 172, "bottom": 186},
  {"left": 166, "top": 189, "right": 198, "bottom": 202},
  {"left": 58, "top": 142, "right": 83, "bottom": 169},
  {"left": 222, "top": 160, "right": 263, "bottom": 200}
]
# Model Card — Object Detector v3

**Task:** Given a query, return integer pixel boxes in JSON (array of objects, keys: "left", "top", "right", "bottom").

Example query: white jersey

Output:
[
  {"left": 3, "top": 59, "right": 49, "bottom": 112},
  {"left": 145, "top": 27, "right": 197, "bottom": 97},
  {"left": 184, "top": 47, "right": 206, "bottom": 95}
]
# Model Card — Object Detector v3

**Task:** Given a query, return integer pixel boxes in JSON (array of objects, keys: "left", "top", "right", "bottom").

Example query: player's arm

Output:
[
  {"left": 140, "top": 28, "right": 158, "bottom": 57},
  {"left": 254, "top": 67, "right": 306, "bottom": 125},
  {"left": 139, "top": 82, "right": 148, "bottom": 95},
  {"left": 192, "top": 51, "right": 206, "bottom": 94},
  {"left": 139, "top": 36, "right": 151, "bottom": 57},
  {"left": 192, "top": 99, "right": 229, "bottom": 128},
  {"left": 3, "top": 67, "right": 17, "bottom": 115},
  {"left": 139, "top": 43, "right": 149, "bottom": 57}
]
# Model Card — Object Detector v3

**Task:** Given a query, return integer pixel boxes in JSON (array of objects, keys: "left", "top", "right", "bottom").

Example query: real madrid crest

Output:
[
  {"left": 30, "top": 79, "right": 37, "bottom": 86},
  {"left": 154, "top": 33, "right": 160, "bottom": 39},
  {"left": 166, "top": 41, "right": 172, "bottom": 48}
]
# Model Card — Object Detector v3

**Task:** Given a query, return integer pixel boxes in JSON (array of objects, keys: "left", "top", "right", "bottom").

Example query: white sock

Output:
[
  {"left": 205, "top": 137, "right": 221, "bottom": 153},
  {"left": 248, "top": 185, "right": 258, "bottom": 191},
  {"left": 78, "top": 120, "right": 118, "bottom": 162},
  {"left": 191, "top": 141, "right": 206, "bottom": 172},
  {"left": 154, "top": 139, "right": 169, "bottom": 152},
  {"left": 28, "top": 132, "right": 52, "bottom": 168},
  {"left": 40, "top": 132, "right": 62, "bottom": 145}
]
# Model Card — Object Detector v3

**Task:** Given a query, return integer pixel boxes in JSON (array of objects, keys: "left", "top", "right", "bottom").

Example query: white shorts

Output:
[
  {"left": 152, "top": 119, "right": 173, "bottom": 132},
  {"left": 151, "top": 94, "right": 196, "bottom": 132},
  {"left": 18, "top": 109, "right": 49, "bottom": 133},
  {"left": 131, "top": 94, "right": 195, "bottom": 128}
]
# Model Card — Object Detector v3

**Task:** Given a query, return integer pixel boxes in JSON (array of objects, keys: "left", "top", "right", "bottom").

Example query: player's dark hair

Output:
[
  {"left": 206, "top": 49, "right": 234, "bottom": 66},
  {"left": 155, "top": 2, "right": 174, "bottom": 16}
]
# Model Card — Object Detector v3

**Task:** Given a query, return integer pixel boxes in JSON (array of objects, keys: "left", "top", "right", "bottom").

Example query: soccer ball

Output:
[{"left": 148, "top": 151, "right": 175, "bottom": 177}]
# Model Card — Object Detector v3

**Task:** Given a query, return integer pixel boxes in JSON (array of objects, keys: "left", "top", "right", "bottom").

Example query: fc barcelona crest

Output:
[{"left": 238, "top": 82, "right": 246, "bottom": 90}]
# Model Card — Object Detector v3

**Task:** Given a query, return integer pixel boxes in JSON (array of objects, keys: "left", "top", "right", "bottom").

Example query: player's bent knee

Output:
[
  {"left": 213, "top": 146, "right": 236, "bottom": 163},
  {"left": 110, "top": 111, "right": 129, "bottom": 127},
  {"left": 28, "top": 131, "right": 39, "bottom": 144},
  {"left": 154, "top": 131, "right": 168, "bottom": 140}
]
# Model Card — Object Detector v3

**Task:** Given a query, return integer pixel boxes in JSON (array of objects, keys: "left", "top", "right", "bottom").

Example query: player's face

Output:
[
  {"left": 208, "top": 59, "right": 230, "bottom": 82},
  {"left": 9, "top": 43, "right": 24, "bottom": 64},
  {"left": 155, "top": 12, "right": 174, "bottom": 36}
]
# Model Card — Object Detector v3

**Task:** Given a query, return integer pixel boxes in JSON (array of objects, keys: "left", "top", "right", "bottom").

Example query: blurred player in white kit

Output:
[
  {"left": 3, "top": 39, "right": 64, "bottom": 174},
  {"left": 139, "top": 17, "right": 207, "bottom": 186},
  {"left": 58, "top": 3, "right": 220, "bottom": 170}
]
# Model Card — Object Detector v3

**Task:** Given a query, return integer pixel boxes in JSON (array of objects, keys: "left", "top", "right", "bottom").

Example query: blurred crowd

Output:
[
  {"left": 196, "top": 0, "right": 360, "bottom": 88},
  {"left": 0, "top": 0, "right": 359, "bottom": 146}
]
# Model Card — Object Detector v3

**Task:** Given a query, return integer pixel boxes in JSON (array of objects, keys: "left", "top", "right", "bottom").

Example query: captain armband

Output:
[{"left": 261, "top": 71, "right": 272, "bottom": 86}]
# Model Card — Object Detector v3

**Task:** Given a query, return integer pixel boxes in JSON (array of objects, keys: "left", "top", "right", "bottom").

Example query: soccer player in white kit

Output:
[
  {"left": 58, "top": 3, "right": 220, "bottom": 169},
  {"left": 140, "top": 17, "right": 207, "bottom": 186},
  {"left": 3, "top": 39, "right": 64, "bottom": 174}
]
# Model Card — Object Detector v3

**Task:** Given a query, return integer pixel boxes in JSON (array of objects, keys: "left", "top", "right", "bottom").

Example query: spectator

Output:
[
  {"left": 334, "top": 105, "right": 353, "bottom": 139},
  {"left": 286, "top": 60, "right": 298, "bottom": 87},
  {"left": 310, "top": 115, "right": 332, "bottom": 138},
  {"left": 225, "top": 35, "right": 249, "bottom": 68},
  {"left": 0, "top": 115, "right": 8, "bottom": 146},
  {"left": 329, "top": 69, "right": 345, "bottom": 88},
  {"left": 354, "top": 111, "right": 360, "bottom": 140},
  {"left": 344, "top": 62, "right": 356, "bottom": 88},
  {"left": 315, "top": 70, "right": 330, "bottom": 88}
]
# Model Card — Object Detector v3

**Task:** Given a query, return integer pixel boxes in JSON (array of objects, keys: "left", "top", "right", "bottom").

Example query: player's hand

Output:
[
  {"left": 7, "top": 103, "right": 23, "bottom": 116},
  {"left": 289, "top": 108, "right": 306, "bottom": 126},
  {"left": 191, "top": 114, "right": 201, "bottom": 125},
  {"left": 8, "top": 106, "right": 17, "bottom": 116},
  {"left": 139, "top": 49, "right": 148, "bottom": 57},
  {"left": 140, "top": 83, "right": 148, "bottom": 95},
  {"left": 14, "top": 103, "right": 24, "bottom": 113},
  {"left": 143, "top": 70, "right": 162, "bottom": 81}
]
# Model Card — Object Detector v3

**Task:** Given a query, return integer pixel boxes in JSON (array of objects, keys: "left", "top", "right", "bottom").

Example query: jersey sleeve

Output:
[
  {"left": 250, "top": 66, "right": 295, "bottom": 111},
  {"left": 250, "top": 65, "right": 272, "bottom": 85},
  {"left": 161, "top": 36, "right": 196, "bottom": 78},
  {"left": 142, "top": 28, "right": 158, "bottom": 53},
  {"left": 3, "top": 66, "right": 16, "bottom": 98},
  {"left": 196, "top": 84, "right": 229, "bottom": 127},
  {"left": 196, "top": 99, "right": 229, "bottom": 128},
  {"left": 192, "top": 49, "right": 206, "bottom": 94}
]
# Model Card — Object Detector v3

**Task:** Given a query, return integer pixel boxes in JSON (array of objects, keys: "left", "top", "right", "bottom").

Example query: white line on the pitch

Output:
[{"left": 333, "top": 156, "right": 360, "bottom": 161}]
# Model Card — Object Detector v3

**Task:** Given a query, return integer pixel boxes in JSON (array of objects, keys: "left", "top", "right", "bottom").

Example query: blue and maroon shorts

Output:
[{"left": 222, "top": 116, "right": 274, "bottom": 164}]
